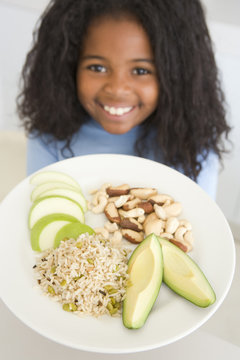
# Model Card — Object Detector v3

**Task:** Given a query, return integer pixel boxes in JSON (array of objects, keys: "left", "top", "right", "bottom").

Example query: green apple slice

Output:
[
  {"left": 31, "top": 181, "right": 82, "bottom": 202},
  {"left": 123, "top": 233, "right": 163, "bottom": 329},
  {"left": 36, "top": 188, "right": 87, "bottom": 213},
  {"left": 30, "top": 170, "right": 81, "bottom": 190},
  {"left": 28, "top": 196, "right": 84, "bottom": 229},
  {"left": 31, "top": 214, "right": 79, "bottom": 251},
  {"left": 158, "top": 237, "right": 216, "bottom": 307},
  {"left": 54, "top": 222, "right": 95, "bottom": 248}
]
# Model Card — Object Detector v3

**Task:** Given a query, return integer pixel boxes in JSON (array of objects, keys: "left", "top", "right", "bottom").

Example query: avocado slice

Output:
[
  {"left": 158, "top": 237, "right": 216, "bottom": 307},
  {"left": 54, "top": 222, "right": 95, "bottom": 248},
  {"left": 122, "top": 233, "right": 163, "bottom": 329}
]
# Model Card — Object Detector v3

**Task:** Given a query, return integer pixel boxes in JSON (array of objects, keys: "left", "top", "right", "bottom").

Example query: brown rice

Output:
[{"left": 33, "top": 233, "right": 130, "bottom": 317}]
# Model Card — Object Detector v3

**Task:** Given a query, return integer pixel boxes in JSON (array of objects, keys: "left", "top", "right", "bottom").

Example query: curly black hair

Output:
[{"left": 17, "top": 0, "right": 231, "bottom": 180}]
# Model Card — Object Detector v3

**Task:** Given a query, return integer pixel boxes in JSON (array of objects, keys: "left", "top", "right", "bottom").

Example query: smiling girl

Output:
[
  {"left": 17, "top": 0, "right": 230, "bottom": 198},
  {"left": 77, "top": 16, "right": 158, "bottom": 135}
]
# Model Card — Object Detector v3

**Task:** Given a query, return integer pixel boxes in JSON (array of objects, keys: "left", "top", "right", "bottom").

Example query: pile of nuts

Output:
[{"left": 88, "top": 183, "right": 194, "bottom": 252}]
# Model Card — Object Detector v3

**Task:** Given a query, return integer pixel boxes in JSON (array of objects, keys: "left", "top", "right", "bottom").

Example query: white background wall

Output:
[{"left": 0, "top": 0, "right": 240, "bottom": 238}]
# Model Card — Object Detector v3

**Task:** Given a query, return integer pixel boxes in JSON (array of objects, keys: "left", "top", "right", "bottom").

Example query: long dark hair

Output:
[{"left": 17, "top": 0, "right": 231, "bottom": 180}]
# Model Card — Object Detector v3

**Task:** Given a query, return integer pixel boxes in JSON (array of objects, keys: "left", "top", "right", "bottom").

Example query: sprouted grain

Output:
[{"left": 33, "top": 233, "right": 131, "bottom": 317}]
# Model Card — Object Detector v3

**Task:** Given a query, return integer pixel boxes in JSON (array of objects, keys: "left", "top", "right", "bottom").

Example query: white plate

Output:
[{"left": 0, "top": 154, "right": 236, "bottom": 353}]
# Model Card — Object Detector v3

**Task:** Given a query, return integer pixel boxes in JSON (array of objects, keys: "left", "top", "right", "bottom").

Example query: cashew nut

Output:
[
  {"left": 137, "top": 215, "right": 146, "bottom": 223},
  {"left": 154, "top": 204, "right": 166, "bottom": 220},
  {"left": 179, "top": 219, "right": 192, "bottom": 230},
  {"left": 162, "top": 199, "right": 172, "bottom": 207},
  {"left": 89, "top": 182, "right": 194, "bottom": 252},
  {"left": 94, "top": 227, "right": 109, "bottom": 239},
  {"left": 100, "top": 183, "right": 112, "bottom": 192},
  {"left": 92, "top": 195, "right": 108, "bottom": 214},
  {"left": 174, "top": 226, "right": 187, "bottom": 241},
  {"left": 164, "top": 202, "right": 182, "bottom": 218},
  {"left": 160, "top": 232, "right": 174, "bottom": 240},
  {"left": 104, "top": 221, "right": 119, "bottom": 233},
  {"left": 110, "top": 230, "right": 122, "bottom": 246},
  {"left": 184, "top": 230, "right": 194, "bottom": 246},
  {"left": 92, "top": 191, "right": 108, "bottom": 206},
  {"left": 143, "top": 212, "right": 159, "bottom": 228},
  {"left": 173, "top": 228, "right": 193, "bottom": 252},
  {"left": 165, "top": 217, "right": 179, "bottom": 234},
  {"left": 144, "top": 219, "right": 165, "bottom": 236}
]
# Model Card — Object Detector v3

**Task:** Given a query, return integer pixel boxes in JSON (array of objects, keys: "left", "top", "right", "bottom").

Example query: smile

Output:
[{"left": 103, "top": 105, "right": 133, "bottom": 116}]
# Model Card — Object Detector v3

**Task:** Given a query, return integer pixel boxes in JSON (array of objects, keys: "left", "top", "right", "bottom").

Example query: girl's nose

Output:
[{"left": 103, "top": 71, "right": 131, "bottom": 97}]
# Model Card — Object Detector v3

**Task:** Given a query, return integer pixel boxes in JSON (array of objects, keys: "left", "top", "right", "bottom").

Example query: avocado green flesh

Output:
[
  {"left": 158, "top": 237, "right": 216, "bottom": 307},
  {"left": 123, "top": 234, "right": 163, "bottom": 329},
  {"left": 54, "top": 222, "right": 95, "bottom": 248}
]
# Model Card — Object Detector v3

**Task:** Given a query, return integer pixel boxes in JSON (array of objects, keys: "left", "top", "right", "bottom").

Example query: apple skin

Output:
[
  {"left": 29, "top": 171, "right": 91, "bottom": 251},
  {"left": 31, "top": 181, "right": 82, "bottom": 202},
  {"left": 31, "top": 214, "right": 79, "bottom": 251},
  {"left": 28, "top": 195, "right": 85, "bottom": 229},
  {"left": 30, "top": 170, "right": 81, "bottom": 190},
  {"left": 36, "top": 188, "right": 88, "bottom": 213},
  {"left": 54, "top": 222, "right": 95, "bottom": 248}
]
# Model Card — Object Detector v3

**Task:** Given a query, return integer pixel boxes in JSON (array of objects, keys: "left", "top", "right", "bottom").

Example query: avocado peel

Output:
[{"left": 122, "top": 233, "right": 163, "bottom": 329}]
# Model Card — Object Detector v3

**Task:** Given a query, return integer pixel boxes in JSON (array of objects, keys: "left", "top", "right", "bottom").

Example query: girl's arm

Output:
[
  {"left": 26, "top": 135, "right": 58, "bottom": 175},
  {"left": 196, "top": 152, "right": 219, "bottom": 200}
]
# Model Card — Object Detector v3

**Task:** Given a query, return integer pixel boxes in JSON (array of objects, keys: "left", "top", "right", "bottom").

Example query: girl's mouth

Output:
[{"left": 100, "top": 104, "right": 134, "bottom": 117}]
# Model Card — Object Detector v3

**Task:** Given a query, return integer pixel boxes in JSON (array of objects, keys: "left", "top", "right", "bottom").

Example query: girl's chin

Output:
[{"left": 100, "top": 123, "right": 133, "bottom": 134}]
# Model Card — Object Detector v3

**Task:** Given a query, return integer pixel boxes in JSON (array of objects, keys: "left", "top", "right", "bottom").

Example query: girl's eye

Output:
[
  {"left": 132, "top": 68, "right": 151, "bottom": 75},
  {"left": 87, "top": 64, "right": 107, "bottom": 73}
]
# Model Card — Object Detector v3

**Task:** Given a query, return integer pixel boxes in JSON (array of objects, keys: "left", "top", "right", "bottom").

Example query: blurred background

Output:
[{"left": 0, "top": 0, "right": 239, "bottom": 241}]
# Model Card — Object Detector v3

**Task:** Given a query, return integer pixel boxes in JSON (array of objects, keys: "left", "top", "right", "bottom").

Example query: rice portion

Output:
[{"left": 33, "top": 233, "right": 130, "bottom": 317}]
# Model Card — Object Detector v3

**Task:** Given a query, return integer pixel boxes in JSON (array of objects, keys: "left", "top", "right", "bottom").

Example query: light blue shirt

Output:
[{"left": 27, "top": 118, "right": 219, "bottom": 199}]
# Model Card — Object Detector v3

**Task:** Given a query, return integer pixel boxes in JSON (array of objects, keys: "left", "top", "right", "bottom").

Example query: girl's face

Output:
[{"left": 76, "top": 16, "right": 159, "bottom": 134}]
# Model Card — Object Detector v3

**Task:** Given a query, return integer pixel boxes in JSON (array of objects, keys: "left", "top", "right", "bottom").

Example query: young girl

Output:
[{"left": 17, "top": 0, "right": 230, "bottom": 199}]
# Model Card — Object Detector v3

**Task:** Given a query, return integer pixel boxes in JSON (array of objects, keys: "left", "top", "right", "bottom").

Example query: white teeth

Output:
[{"left": 103, "top": 105, "right": 132, "bottom": 116}]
